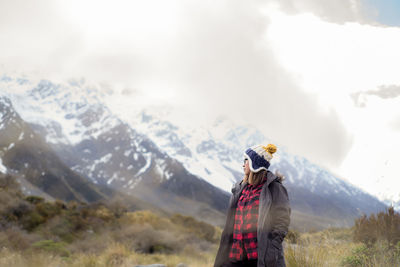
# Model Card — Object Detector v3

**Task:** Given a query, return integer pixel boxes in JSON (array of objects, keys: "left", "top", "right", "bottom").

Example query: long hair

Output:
[
  {"left": 243, "top": 170, "right": 267, "bottom": 186},
  {"left": 243, "top": 170, "right": 285, "bottom": 185}
]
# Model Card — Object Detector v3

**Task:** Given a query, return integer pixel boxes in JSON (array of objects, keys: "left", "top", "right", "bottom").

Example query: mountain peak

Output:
[{"left": 0, "top": 75, "right": 390, "bottom": 228}]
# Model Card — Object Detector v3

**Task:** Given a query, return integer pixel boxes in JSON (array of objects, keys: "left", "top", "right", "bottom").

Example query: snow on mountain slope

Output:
[
  {"left": 0, "top": 95, "right": 107, "bottom": 202},
  {"left": 0, "top": 158, "right": 6, "bottom": 173},
  {"left": 1, "top": 77, "right": 116, "bottom": 145},
  {"left": 115, "top": 104, "right": 364, "bottom": 197},
  {"left": 0, "top": 76, "right": 159, "bottom": 189},
  {"left": 124, "top": 110, "right": 240, "bottom": 192},
  {"left": 0, "top": 75, "right": 230, "bottom": 218},
  {"left": 0, "top": 74, "right": 389, "bottom": 217},
  {"left": 100, "top": 92, "right": 388, "bottom": 216}
]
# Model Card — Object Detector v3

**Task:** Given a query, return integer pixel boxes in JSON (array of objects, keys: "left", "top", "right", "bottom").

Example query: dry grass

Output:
[
  {"left": 2, "top": 177, "right": 398, "bottom": 267},
  {"left": 0, "top": 205, "right": 219, "bottom": 266},
  {"left": 0, "top": 243, "right": 217, "bottom": 267},
  {"left": 284, "top": 228, "right": 400, "bottom": 267},
  {"left": 285, "top": 228, "right": 354, "bottom": 267},
  {"left": 1, "top": 227, "right": 399, "bottom": 267}
]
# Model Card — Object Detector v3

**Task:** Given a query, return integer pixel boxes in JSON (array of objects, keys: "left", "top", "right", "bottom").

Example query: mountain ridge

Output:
[{"left": 0, "top": 74, "right": 391, "bottom": 229}]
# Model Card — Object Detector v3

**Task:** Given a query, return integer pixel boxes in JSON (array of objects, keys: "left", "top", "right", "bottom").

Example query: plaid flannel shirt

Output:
[{"left": 228, "top": 178, "right": 266, "bottom": 261}]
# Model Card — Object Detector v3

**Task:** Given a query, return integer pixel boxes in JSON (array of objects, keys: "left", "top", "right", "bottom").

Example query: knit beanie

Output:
[{"left": 244, "top": 144, "right": 277, "bottom": 173}]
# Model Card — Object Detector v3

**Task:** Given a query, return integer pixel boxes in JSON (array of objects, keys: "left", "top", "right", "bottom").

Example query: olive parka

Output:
[{"left": 214, "top": 171, "right": 291, "bottom": 267}]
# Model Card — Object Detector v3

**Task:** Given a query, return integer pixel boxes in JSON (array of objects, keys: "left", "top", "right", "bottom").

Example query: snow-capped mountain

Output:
[
  {"left": 0, "top": 95, "right": 107, "bottom": 202},
  {"left": 1, "top": 78, "right": 176, "bottom": 187},
  {"left": 119, "top": 106, "right": 388, "bottom": 224},
  {"left": 0, "top": 74, "right": 390, "bottom": 229},
  {"left": 0, "top": 75, "right": 230, "bottom": 225}
]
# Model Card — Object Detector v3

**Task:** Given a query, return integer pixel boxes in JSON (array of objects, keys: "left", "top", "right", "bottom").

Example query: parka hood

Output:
[{"left": 231, "top": 170, "right": 281, "bottom": 194}]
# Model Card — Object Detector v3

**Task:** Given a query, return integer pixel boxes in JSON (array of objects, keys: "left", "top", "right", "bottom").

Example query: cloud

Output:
[
  {"left": 0, "top": 0, "right": 355, "bottom": 168},
  {"left": 389, "top": 116, "right": 400, "bottom": 131},
  {"left": 140, "top": 0, "right": 353, "bottom": 167},
  {"left": 276, "top": 0, "right": 368, "bottom": 24},
  {"left": 374, "top": 85, "right": 400, "bottom": 99},
  {"left": 351, "top": 85, "right": 400, "bottom": 107},
  {"left": 0, "top": 0, "right": 84, "bottom": 76}
]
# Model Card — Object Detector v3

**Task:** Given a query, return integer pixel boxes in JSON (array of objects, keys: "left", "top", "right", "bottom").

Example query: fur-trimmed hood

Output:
[{"left": 231, "top": 170, "right": 285, "bottom": 194}]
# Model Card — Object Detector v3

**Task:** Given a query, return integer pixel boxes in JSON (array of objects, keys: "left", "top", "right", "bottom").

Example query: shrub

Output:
[
  {"left": 44, "top": 216, "right": 77, "bottom": 243},
  {"left": 31, "top": 239, "right": 70, "bottom": 257},
  {"left": 119, "top": 210, "right": 174, "bottom": 232},
  {"left": 326, "top": 227, "right": 353, "bottom": 241},
  {"left": 35, "top": 201, "right": 63, "bottom": 219},
  {"left": 5, "top": 201, "right": 32, "bottom": 222},
  {"left": 354, "top": 206, "right": 400, "bottom": 247},
  {"left": 341, "top": 242, "right": 400, "bottom": 267},
  {"left": 170, "top": 213, "right": 216, "bottom": 242},
  {"left": 67, "top": 231, "right": 112, "bottom": 254},
  {"left": 341, "top": 244, "right": 371, "bottom": 267},
  {"left": 93, "top": 205, "right": 114, "bottom": 221},
  {"left": 106, "top": 199, "right": 127, "bottom": 219},
  {"left": 0, "top": 227, "right": 40, "bottom": 251},
  {"left": 67, "top": 208, "right": 89, "bottom": 232},
  {"left": 286, "top": 229, "right": 300, "bottom": 244},
  {"left": 0, "top": 174, "right": 20, "bottom": 192},
  {"left": 122, "top": 224, "right": 180, "bottom": 254},
  {"left": 21, "top": 211, "right": 46, "bottom": 231},
  {"left": 25, "top": 196, "right": 45, "bottom": 204},
  {"left": 54, "top": 199, "right": 67, "bottom": 210}
]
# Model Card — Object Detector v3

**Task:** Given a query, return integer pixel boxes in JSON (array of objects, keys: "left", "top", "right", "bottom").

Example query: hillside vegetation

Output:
[
  {"left": 1, "top": 173, "right": 399, "bottom": 267},
  {"left": 285, "top": 206, "right": 400, "bottom": 267},
  {"left": 0, "top": 173, "right": 219, "bottom": 266}
]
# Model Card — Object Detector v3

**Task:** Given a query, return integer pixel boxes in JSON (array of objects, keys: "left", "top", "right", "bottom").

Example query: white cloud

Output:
[
  {"left": 276, "top": 0, "right": 368, "bottom": 23},
  {"left": 264, "top": 8, "right": 400, "bottom": 201},
  {"left": 0, "top": 1, "right": 357, "bottom": 164},
  {"left": 0, "top": 0, "right": 399, "bottom": 201}
]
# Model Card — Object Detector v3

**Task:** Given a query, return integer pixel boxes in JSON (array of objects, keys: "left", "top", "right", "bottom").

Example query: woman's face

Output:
[{"left": 243, "top": 158, "right": 250, "bottom": 176}]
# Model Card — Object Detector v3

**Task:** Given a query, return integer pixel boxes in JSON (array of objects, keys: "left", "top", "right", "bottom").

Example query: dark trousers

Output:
[{"left": 222, "top": 259, "right": 258, "bottom": 267}]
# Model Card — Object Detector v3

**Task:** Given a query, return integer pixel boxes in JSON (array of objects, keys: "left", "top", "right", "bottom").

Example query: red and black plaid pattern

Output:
[{"left": 229, "top": 179, "right": 266, "bottom": 261}]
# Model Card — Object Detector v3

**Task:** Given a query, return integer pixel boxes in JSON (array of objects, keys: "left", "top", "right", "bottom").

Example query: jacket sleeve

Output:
[
  {"left": 214, "top": 183, "right": 240, "bottom": 267},
  {"left": 214, "top": 195, "right": 233, "bottom": 267},
  {"left": 269, "top": 181, "right": 291, "bottom": 243}
]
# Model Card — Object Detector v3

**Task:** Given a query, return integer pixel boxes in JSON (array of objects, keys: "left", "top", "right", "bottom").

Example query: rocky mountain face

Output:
[
  {"left": 0, "top": 96, "right": 106, "bottom": 202},
  {"left": 0, "top": 75, "right": 389, "bottom": 229},
  {"left": 124, "top": 108, "right": 388, "bottom": 228},
  {"left": 0, "top": 77, "right": 229, "bottom": 225}
]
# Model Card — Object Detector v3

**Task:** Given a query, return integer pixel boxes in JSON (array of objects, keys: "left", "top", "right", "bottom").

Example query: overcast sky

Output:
[{"left": 1, "top": 0, "right": 399, "bottom": 202}]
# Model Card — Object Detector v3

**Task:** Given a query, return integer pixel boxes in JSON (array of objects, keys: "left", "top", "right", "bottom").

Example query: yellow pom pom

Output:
[{"left": 263, "top": 144, "right": 277, "bottom": 155}]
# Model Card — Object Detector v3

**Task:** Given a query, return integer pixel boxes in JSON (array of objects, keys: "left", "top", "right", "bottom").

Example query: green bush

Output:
[
  {"left": 341, "top": 245, "right": 370, "bottom": 266},
  {"left": 25, "top": 196, "right": 45, "bottom": 204},
  {"left": 36, "top": 201, "right": 63, "bottom": 219},
  {"left": 22, "top": 211, "right": 46, "bottom": 231},
  {"left": 67, "top": 208, "right": 89, "bottom": 232},
  {"left": 342, "top": 242, "right": 400, "bottom": 267},
  {"left": 46, "top": 216, "right": 77, "bottom": 243},
  {"left": 5, "top": 201, "right": 32, "bottom": 222},
  {"left": 31, "top": 239, "right": 70, "bottom": 257}
]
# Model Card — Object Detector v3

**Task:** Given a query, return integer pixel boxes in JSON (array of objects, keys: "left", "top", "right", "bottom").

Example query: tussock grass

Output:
[
  {"left": 0, "top": 244, "right": 216, "bottom": 267},
  {"left": 284, "top": 227, "right": 400, "bottom": 267},
  {"left": 285, "top": 228, "right": 355, "bottom": 267},
  {"left": 2, "top": 174, "right": 399, "bottom": 267}
]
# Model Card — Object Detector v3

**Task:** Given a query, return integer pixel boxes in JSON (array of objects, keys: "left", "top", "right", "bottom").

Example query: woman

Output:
[{"left": 214, "top": 144, "right": 290, "bottom": 267}]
